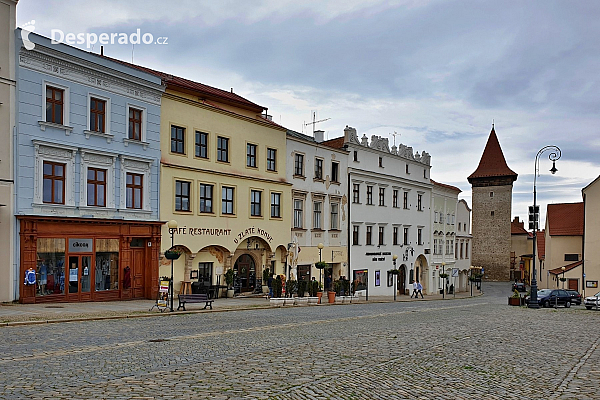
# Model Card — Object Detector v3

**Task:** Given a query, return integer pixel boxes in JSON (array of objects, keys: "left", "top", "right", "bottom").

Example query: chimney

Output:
[
  {"left": 100, "top": 46, "right": 104, "bottom": 56},
  {"left": 314, "top": 130, "right": 324, "bottom": 143}
]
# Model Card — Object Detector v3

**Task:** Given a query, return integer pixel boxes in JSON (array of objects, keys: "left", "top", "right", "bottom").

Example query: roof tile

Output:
[
  {"left": 547, "top": 203, "right": 584, "bottom": 236},
  {"left": 468, "top": 127, "right": 518, "bottom": 181}
]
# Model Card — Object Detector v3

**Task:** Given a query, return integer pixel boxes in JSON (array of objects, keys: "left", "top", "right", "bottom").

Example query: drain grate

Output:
[
  {"left": 44, "top": 306, "right": 64, "bottom": 309},
  {"left": 148, "top": 338, "right": 170, "bottom": 343}
]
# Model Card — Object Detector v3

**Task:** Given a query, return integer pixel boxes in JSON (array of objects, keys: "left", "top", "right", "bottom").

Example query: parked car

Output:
[
  {"left": 525, "top": 289, "right": 572, "bottom": 308},
  {"left": 566, "top": 290, "right": 582, "bottom": 305},
  {"left": 584, "top": 291, "right": 600, "bottom": 310},
  {"left": 512, "top": 282, "right": 526, "bottom": 292}
]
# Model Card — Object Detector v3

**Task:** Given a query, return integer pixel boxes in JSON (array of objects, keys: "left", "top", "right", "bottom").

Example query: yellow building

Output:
[{"left": 147, "top": 72, "right": 291, "bottom": 295}]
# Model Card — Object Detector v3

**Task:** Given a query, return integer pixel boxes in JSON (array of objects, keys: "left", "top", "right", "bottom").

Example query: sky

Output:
[{"left": 17, "top": 0, "right": 600, "bottom": 226}]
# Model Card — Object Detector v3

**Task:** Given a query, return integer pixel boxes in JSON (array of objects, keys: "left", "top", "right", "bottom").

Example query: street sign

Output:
[
  {"left": 452, "top": 268, "right": 458, "bottom": 277},
  {"left": 481, "top": 268, "right": 485, "bottom": 274}
]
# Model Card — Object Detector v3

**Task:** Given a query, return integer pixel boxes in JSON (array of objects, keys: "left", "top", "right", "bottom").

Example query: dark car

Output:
[
  {"left": 512, "top": 282, "right": 526, "bottom": 292},
  {"left": 531, "top": 289, "right": 573, "bottom": 308},
  {"left": 566, "top": 290, "right": 582, "bottom": 306}
]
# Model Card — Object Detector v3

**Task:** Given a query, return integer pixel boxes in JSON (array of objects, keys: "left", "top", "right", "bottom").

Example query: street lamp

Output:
[
  {"left": 561, "top": 266, "right": 566, "bottom": 289},
  {"left": 167, "top": 219, "right": 178, "bottom": 312},
  {"left": 441, "top": 262, "right": 446, "bottom": 299},
  {"left": 392, "top": 254, "right": 398, "bottom": 301},
  {"left": 317, "top": 243, "right": 324, "bottom": 301},
  {"left": 529, "top": 145, "right": 561, "bottom": 309},
  {"left": 469, "top": 266, "right": 474, "bottom": 297}
]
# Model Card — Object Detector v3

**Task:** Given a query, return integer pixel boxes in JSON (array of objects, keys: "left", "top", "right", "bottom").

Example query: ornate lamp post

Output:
[
  {"left": 392, "top": 254, "right": 398, "bottom": 301},
  {"left": 317, "top": 243, "right": 324, "bottom": 301},
  {"left": 167, "top": 220, "right": 178, "bottom": 312},
  {"left": 441, "top": 262, "right": 446, "bottom": 299},
  {"left": 529, "top": 145, "right": 561, "bottom": 309},
  {"left": 561, "top": 266, "right": 566, "bottom": 289}
]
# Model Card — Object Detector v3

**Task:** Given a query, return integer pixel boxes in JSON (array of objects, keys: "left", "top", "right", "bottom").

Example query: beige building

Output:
[
  {"left": 468, "top": 127, "right": 518, "bottom": 281},
  {"left": 541, "top": 203, "right": 583, "bottom": 291},
  {"left": 0, "top": 0, "right": 17, "bottom": 302},
  {"left": 582, "top": 176, "right": 600, "bottom": 296},
  {"left": 455, "top": 199, "right": 472, "bottom": 291},
  {"left": 510, "top": 217, "right": 533, "bottom": 283}
]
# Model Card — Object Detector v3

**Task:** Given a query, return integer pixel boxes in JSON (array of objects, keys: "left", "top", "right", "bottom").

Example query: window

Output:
[
  {"left": 36, "top": 238, "right": 66, "bottom": 296},
  {"left": 313, "top": 201, "right": 322, "bottom": 229},
  {"left": 267, "top": 148, "right": 277, "bottom": 171},
  {"left": 458, "top": 222, "right": 461, "bottom": 231},
  {"left": 251, "top": 190, "right": 262, "bottom": 216},
  {"left": 417, "top": 194, "right": 422, "bottom": 211},
  {"left": 418, "top": 228, "right": 422, "bottom": 245},
  {"left": 293, "top": 199, "right": 303, "bottom": 228},
  {"left": 46, "top": 86, "right": 64, "bottom": 124},
  {"left": 43, "top": 161, "right": 65, "bottom": 204},
  {"left": 128, "top": 108, "right": 142, "bottom": 140},
  {"left": 271, "top": 192, "right": 281, "bottom": 218},
  {"left": 330, "top": 203, "right": 339, "bottom": 230},
  {"left": 294, "top": 154, "right": 304, "bottom": 176},
  {"left": 195, "top": 131, "right": 208, "bottom": 158},
  {"left": 353, "top": 226, "right": 360, "bottom": 245},
  {"left": 217, "top": 136, "right": 229, "bottom": 162},
  {"left": 171, "top": 125, "right": 185, "bottom": 154},
  {"left": 353, "top": 151, "right": 358, "bottom": 162},
  {"left": 197, "top": 262, "right": 213, "bottom": 285},
  {"left": 456, "top": 242, "right": 459, "bottom": 258},
  {"left": 247, "top": 144, "right": 257, "bottom": 168},
  {"left": 403, "top": 192, "right": 408, "bottom": 209},
  {"left": 392, "top": 227, "right": 399, "bottom": 245},
  {"left": 393, "top": 190, "right": 398, "bottom": 208},
  {"left": 403, "top": 227, "right": 409, "bottom": 245},
  {"left": 405, "top": 164, "right": 409, "bottom": 174},
  {"left": 460, "top": 243, "right": 464, "bottom": 259},
  {"left": 379, "top": 188, "right": 385, "bottom": 206},
  {"left": 315, "top": 158, "right": 323, "bottom": 180},
  {"left": 491, "top": 211, "right": 495, "bottom": 217},
  {"left": 465, "top": 242, "right": 469, "bottom": 258},
  {"left": 366, "top": 226, "right": 373, "bottom": 245},
  {"left": 434, "top": 239, "right": 439, "bottom": 255},
  {"left": 221, "top": 186, "right": 234, "bottom": 215},
  {"left": 379, "top": 157, "right": 383, "bottom": 167},
  {"left": 378, "top": 226, "right": 384, "bottom": 246},
  {"left": 126, "top": 173, "right": 143, "bottom": 209},
  {"left": 424, "top": 169, "right": 427, "bottom": 179},
  {"left": 353, "top": 184, "right": 360, "bottom": 203},
  {"left": 565, "top": 254, "right": 579, "bottom": 261},
  {"left": 95, "top": 239, "right": 119, "bottom": 291},
  {"left": 331, "top": 162, "right": 339, "bottom": 183},
  {"left": 175, "top": 181, "right": 191, "bottom": 212},
  {"left": 387, "top": 270, "right": 394, "bottom": 287},
  {"left": 440, "top": 213, "right": 444, "bottom": 224},
  {"left": 490, "top": 191, "right": 494, "bottom": 197},
  {"left": 199, "top": 183, "right": 213, "bottom": 213},
  {"left": 367, "top": 186, "right": 373, "bottom": 205},
  {"left": 447, "top": 214, "right": 450, "bottom": 224},
  {"left": 90, "top": 98, "right": 106, "bottom": 133},
  {"left": 435, "top": 212, "right": 439, "bottom": 223},
  {"left": 87, "top": 168, "right": 106, "bottom": 207},
  {"left": 452, "top": 214, "right": 455, "bottom": 225}
]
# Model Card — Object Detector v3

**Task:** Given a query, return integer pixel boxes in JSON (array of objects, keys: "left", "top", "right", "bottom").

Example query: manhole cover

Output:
[
  {"left": 148, "top": 339, "right": 169, "bottom": 343},
  {"left": 44, "top": 306, "right": 64, "bottom": 309}
]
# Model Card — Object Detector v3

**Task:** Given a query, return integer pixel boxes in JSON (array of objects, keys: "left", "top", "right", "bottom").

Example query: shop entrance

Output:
[
  {"left": 399, "top": 265, "right": 407, "bottom": 295},
  {"left": 67, "top": 255, "right": 92, "bottom": 301},
  {"left": 234, "top": 254, "right": 256, "bottom": 293}
]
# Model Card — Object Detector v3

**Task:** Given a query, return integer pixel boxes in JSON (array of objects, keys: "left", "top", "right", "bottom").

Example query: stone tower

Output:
[{"left": 467, "top": 127, "right": 518, "bottom": 281}]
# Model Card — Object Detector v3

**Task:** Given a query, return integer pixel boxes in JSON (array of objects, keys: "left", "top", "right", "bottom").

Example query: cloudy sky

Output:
[{"left": 17, "top": 0, "right": 600, "bottom": 225}]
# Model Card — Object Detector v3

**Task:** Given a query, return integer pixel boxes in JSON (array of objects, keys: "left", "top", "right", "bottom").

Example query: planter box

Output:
[
  {"left": 164, "top": 251, "right": 181, "bottom": 260},
  {"left": 508, "top": 297, "right": 521, "bottom": 306},
  {"left": 328, "top": 291, "right": 336, "bottom": 303},
  {"left": 270, "top": 298, "right": 284, "bottom": 307},
  {"left": 295, "top": 297, "right": 309, "bottom": 306},
  {"left": 307, "top": 297, "right": 319, "bottom": 305},
  {"left": 335, "top": 296, "right": 344, "bottom": 304},
  {"left": 284, "top": 297, "right": 295, "bottom": 306}
]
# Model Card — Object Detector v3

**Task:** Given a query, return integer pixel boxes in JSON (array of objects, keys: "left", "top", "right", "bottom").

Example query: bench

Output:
[{"left": 177, "top": 293, "right": 214, "bottom": 311}]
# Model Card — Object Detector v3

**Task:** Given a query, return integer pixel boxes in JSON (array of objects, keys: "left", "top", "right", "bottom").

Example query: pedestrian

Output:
[
  {"left": 411, "top": 281, "right": 418, "bottom": 298},
  {"left": 417, "top": 281, "right": 424, "bottom": 298}
]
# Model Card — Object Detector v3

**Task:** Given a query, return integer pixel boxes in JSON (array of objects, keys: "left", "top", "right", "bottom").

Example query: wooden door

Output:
[
  {"left": 132, "top": 248, "right": 145, "bottom": 298},
  {"left": 568, "top": 279, "right": 578, "bottom": 291}
]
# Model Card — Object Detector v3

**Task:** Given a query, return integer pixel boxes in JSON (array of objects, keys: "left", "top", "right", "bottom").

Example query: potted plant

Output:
[
  {"left": 439, "top": 273, "right": 449, "bottom": 294},
  {"left": 262, "top": 268, "right": 270, "bottom": 295},
  {"left": 224, "top": 268, "right": 235, "bottom": 298},
  {"left": 296, "top": 280, "right": 308, "bottom": 306},
  {"left": 508, "top": 289, "right": 521, "bottom": 306},
  {"left": 164, "top": 248, "right": 182, "bottom": 260},
  {"left": 308, "top": 280, "right": 319, "bottom": 305},
  {"left": 270, "top": 275, "right": 284, "bottom": 306}
]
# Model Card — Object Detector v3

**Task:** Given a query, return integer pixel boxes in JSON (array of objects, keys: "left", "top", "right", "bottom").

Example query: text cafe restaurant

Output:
[{"left": 18, "top": 216, "right": 163, "bottom": 303}]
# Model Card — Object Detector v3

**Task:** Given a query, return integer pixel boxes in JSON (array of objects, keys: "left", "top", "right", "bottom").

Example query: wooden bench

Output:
[{"left": 177, "top": 293, "right": 214, "bottom": 311}]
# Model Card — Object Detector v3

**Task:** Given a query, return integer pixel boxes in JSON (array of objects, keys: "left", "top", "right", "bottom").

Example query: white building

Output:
[
  {"left": 324, "top": 126, "right": 433, "bottom": 296},
  {"left": 455, "top": 199, "right": 473, "bottom": 292},
  {"left": 286, "top": 130, "right": 348, "bottom": 289}
]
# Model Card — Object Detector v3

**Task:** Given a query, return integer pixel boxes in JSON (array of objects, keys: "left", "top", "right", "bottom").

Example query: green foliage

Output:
[
  {"left": 273, "top": 276, "right": 283, "bottom": 298},
  {"left": 286, "top": 280, "right": 298, "bottom": 298},
  {"left": 333, "top": 280, "right": 342, "bottom": 296},
  {"left": 511, "top": 290, "right": 520, "bottom": 298},
  {"left": 297, "top": 280, "right": 307, "bottom": 297},
  {"left": 559, "top": 277, "right": 567, "bottom": 282},
  {"left": 315, "top": 261, "right": 327, "bottom": 270},
  {"left": 439, "top": 273, "right": 449, "bottom": 279},
  {"left": 309, "top": 280, "right": 320, "bottom": 297},
  {"left": 224, "top": 269, "right": 235, "bottom": 288}
]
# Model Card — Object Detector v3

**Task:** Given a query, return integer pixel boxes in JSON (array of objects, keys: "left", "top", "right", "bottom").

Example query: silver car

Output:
[{"left": 584, "top": 291, "right": 600, "bottom": 310}]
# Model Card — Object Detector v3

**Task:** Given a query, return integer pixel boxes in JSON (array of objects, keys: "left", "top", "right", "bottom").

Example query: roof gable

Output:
[{"left": 468, "top": 127, "right": 518, "bottom": 182}]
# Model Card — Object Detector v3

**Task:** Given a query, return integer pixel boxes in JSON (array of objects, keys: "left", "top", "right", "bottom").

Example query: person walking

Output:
[
  {"left": 411, "top": 281, "right": 418, "bottom": 298},
  {"left": 417, "top": 281, "right": 424, "bottom": 298}
]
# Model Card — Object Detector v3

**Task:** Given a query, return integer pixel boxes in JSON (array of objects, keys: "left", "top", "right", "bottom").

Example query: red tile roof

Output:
[
  {"left": 467, "top": 127, "right": 518, "bottom": 182},
  {"left": 431, "top": 179, "right": 462, "bottom": 193},
  {"left": 547, "top": 203, "right": 584, "bottom": 236},
  {"left": 549, "top": 260, "right": 582, "bottom": 275},
  {"left": 511, "top": 217, "right": 528, "bottom": 235},
  {"left": 100, "top": 55, "right": 266, "bottom": 112},
  {"left": 322, "top": 137, "right": 345, "bottom": 149},
  {"left": 537, "top": 230, "right": 545, "bottom": 260}
]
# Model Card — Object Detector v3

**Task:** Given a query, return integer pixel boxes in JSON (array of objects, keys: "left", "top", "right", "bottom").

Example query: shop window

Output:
[
  {"left": 353, "top": 269, "right": 367, "bottom": 291},
  {"left": 95, "top": 239, "right": 119, "bottom": 291},
  {"left": 36, "top": 238, "right": 66, "bottom": 296},
  {"left": 197, "top": 262, "right": 213, "bottom": 285}
]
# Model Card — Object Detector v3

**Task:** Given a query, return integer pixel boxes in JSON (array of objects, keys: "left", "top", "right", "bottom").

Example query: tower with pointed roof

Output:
[{"left": 468, "top": 126, "right": 518, "bottom": 281}]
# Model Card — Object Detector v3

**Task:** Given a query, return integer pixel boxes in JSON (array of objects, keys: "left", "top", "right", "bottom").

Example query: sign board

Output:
[
  {"left": 452, "top": 268, "right": 459, "bottom": 277},
  {"left": 68, "top": 238, "right": 93, "bottom": 252}
]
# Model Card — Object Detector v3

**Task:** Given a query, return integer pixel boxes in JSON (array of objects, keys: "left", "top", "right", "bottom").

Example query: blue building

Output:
[{"left": 15, "top": 30, "right": 165, "bottom": 303}]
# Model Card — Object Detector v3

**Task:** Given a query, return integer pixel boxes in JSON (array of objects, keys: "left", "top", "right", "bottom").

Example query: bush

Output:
[
  {"left": 309, "top": 280, "right": 319, "bottom": 297},
  {"left": 273, "top": 276, "right": 283, "bottom": 298},
  {"left": 333, "top": 280, "right": 342, "bottom": 296},
  {"left": 298, "top": 280, "right": 307, "bottom": 297},
  {"left": 224, "top": 269, "right": 235, "bottom": 289},
  {"left": 286, "top": 280, "right": 298, "bottom": 298}
]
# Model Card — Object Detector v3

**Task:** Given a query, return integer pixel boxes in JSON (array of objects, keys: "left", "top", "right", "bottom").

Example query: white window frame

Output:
[
  {"left": 40, "top": 80, "right": 72, "bottom": 135},
  {"left": 313, "top": 201, "right": 322, "bottom": 229},
  {"left": 330, "top": 202, "right": 339, "bottom": 230},
  {"left": 80, "top": 150, "right": 117, "bottom": 210},
  {"left": 123, "top": 103, "right": 149, "bottom": 148},
  {"left": 119, "top": 155, "right": 152, "bottom": 212},
  {"left": 84, "top": 92, "right": 113, "bottom": 142},
  {"left": 33, "top": 141, "right": 77, "bottom": 206},
  {"left": 294, "top": 199, "right": 304, "bottom": 229}
]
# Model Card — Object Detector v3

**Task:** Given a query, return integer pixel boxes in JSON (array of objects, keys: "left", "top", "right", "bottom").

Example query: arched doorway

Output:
[
  {"left": 398, "top": 265, "right": 407, "bottom": 295},
  {"left": 415, "top": 255, "right": 429, "bottom": 294},
  {"left": 234, "top": 254, "right": 256, "bottom": 293}
]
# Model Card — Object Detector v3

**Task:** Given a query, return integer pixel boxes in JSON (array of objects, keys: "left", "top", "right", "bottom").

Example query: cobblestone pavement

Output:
[{"left": 0, "top": 283, "right": 598, "bottom": 399}]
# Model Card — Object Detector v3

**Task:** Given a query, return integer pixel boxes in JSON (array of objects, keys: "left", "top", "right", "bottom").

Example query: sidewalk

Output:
[{"left": 0, "top": 290, "right": 482, "bottom": 326}]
